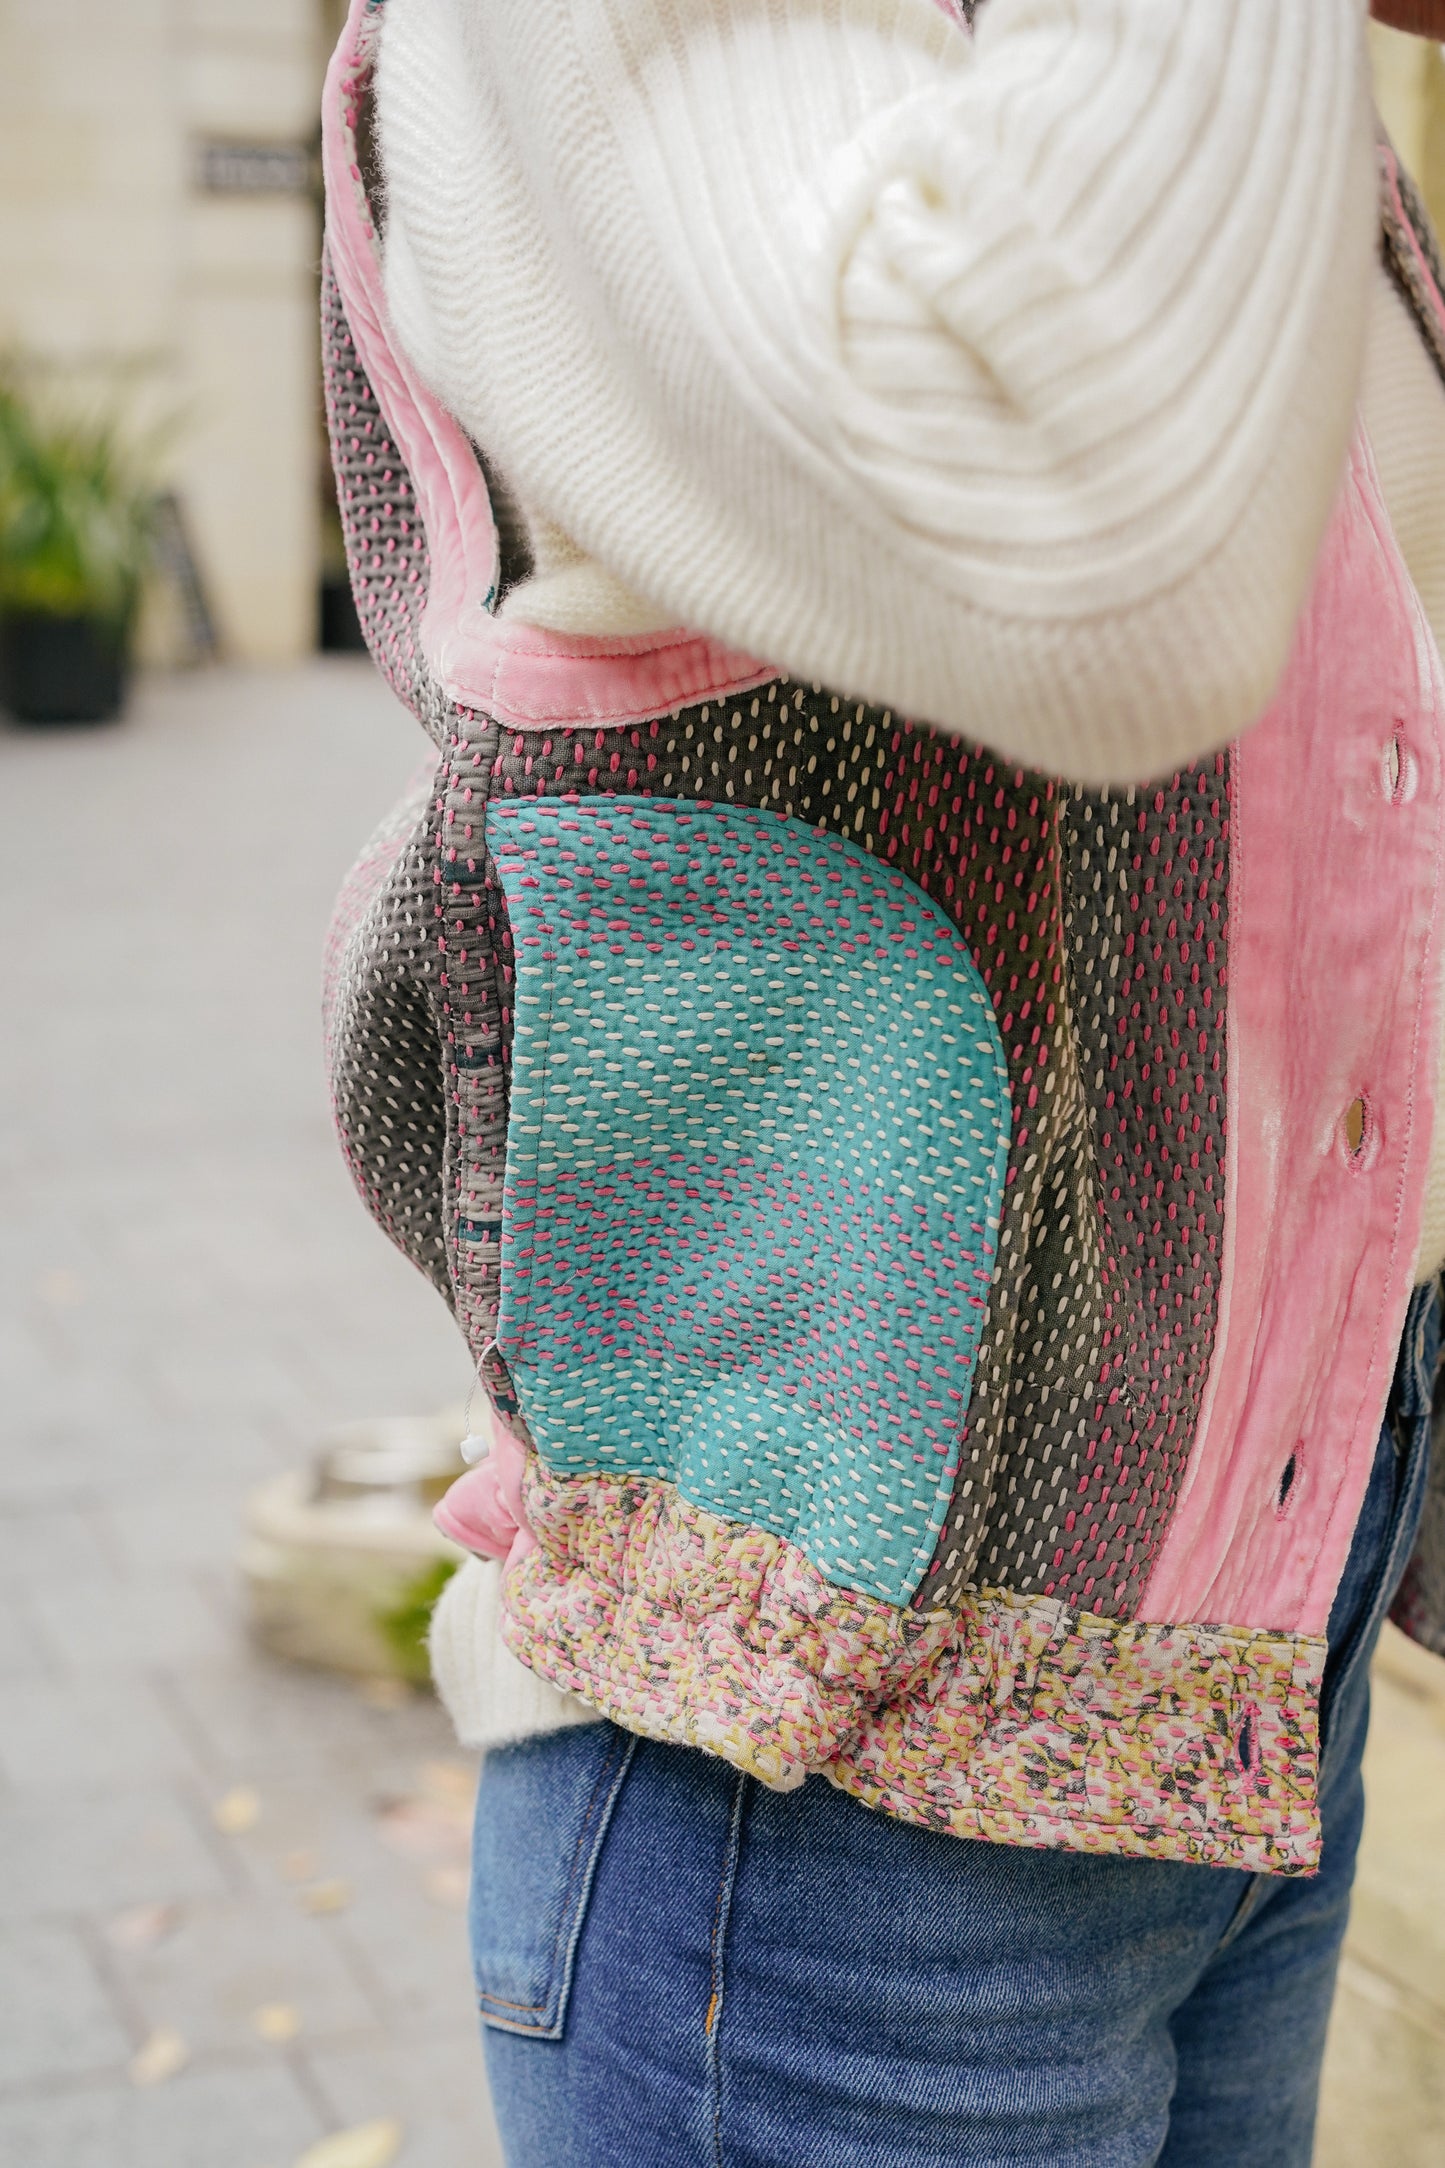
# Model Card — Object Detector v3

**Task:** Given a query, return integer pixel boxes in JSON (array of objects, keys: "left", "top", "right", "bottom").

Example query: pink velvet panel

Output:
[
  {"left": 433, "top": 1410, "right": 537, "bottom": 1571},
  {"left": 1140, "top": 436, "right": 1445, "bottom": 1636},
  {"left": 322, "top": 0, "right": 772, "bottom": 731},
  {"left": 322, "top": 0, "right": 498, "bottom": 697}
]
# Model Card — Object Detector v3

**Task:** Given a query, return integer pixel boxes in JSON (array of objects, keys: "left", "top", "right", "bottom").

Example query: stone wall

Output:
[
  {"left": 1372, "top": 22, "right": 1445, "bottom": 234},
  {"left": 0, "top": 0, "right": 327, "bottom": 663}
]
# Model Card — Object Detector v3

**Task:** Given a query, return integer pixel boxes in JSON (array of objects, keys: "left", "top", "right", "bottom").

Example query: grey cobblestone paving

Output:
[{"left": 0, "top": 663, "right": 500, "bottom": 2167}]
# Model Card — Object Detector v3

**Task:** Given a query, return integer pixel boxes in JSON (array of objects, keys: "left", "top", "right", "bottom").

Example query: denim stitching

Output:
[
  {"left": 705, "top": 1770, "right": 750, "bottom": 2168},
  {"left": 1213, "top": 1873, "right": 1263, "bottom": 1957},
  {"left": 476, "top": 1726, "right": 636, "bottom": 2030}
]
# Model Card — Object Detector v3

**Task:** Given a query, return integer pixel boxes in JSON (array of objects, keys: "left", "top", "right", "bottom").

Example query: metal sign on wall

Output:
[{"left": 194, "top": 140, "right": 315, "bottom": 198}]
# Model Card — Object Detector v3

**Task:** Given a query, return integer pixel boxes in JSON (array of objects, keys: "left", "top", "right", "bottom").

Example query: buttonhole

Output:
[
  {"left": 1385, "top": 730, "right": 1418, "bottom": 803},
  {"left": 1344, "top": 1096, "right": 1368, "bottom": 1159},
  {"left": 1236, "top": 1708, "right": 1260, "bottom": 1785},
  {"left": 1276, "top": 1450, "right": 1300, "bottom": 1516}
]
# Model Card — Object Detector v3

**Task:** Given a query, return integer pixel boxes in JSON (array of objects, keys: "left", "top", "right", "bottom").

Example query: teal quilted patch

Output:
[{"left": 488, "top": 798, "right": 1010, "bottom": 1607}]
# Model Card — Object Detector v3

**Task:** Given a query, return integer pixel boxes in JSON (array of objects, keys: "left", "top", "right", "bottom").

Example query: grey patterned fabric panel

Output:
[
  {"left": 321, "top": 253, "right": 452, "bottom": 744},
  {"left": 965, "top": 1083, "right": 1108, "bottom": 1598},
  {"left": 325, "top": 769, "right": 452, "bottom": 1298},
  {"left": 823, "top": 730, "right": 1076, "bottom": 1606},
  {"left": 957, "top": 775, "right": 1232, "bottom": 1614},
  {"left": 1056, "top": 779, "right": 1230, "bottom": 1607},
  {"left": 433, "top": 737, "right": 513, "bottom": 1410}
]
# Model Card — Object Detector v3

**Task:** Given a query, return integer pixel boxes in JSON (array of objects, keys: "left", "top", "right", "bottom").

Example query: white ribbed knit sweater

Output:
[
  {"left": 374, "top": 0, "right": 1445, "bottom": 1748},
  {"left": 378, "top": 0, "right": 1377, "bottom": 784}
]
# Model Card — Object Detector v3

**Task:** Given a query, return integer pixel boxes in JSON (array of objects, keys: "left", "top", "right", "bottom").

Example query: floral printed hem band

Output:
[
  {"left": 831, "top": 1602, "right": 1325, "bottom": 1875},
  {"left": 499, "top": 1467, "right": 1325, "bottom": 1875}
]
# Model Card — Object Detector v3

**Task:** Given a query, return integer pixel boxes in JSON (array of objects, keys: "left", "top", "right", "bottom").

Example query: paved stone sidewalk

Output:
[{"left": 0, "top": 662, "right": 498, "bottom": 2168}]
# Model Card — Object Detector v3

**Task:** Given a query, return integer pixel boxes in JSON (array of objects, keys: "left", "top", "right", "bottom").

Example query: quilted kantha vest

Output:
[{"left": 321, "top": 0, "right": 1445, "bottom": 1872}]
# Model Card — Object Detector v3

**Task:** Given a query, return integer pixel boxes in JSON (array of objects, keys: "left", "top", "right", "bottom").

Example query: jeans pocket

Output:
[{"left": 469, "top": 1720, "right": 636, "bottom": 2038}]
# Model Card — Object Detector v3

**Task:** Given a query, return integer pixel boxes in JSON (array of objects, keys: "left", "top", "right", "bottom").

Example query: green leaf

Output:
[
  {"left": 373, "top": 1558, "right": 459, "bottom": 1686},
  {"left": 0, "top": 373, "right": 162, "bottom": 622}
]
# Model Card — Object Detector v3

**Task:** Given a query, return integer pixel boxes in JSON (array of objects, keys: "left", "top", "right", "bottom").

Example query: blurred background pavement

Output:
[{"left": 0, "top": 662, "right": 495, "bottom": 2168}]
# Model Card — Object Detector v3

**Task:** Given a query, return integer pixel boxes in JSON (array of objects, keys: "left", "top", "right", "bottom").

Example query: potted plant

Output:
[{"left": 0, "top": 381, "right": 157, "bottom": 724}]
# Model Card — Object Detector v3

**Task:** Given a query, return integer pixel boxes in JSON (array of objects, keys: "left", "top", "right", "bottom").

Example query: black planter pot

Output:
[{"left": 0, "top": 611, "right": 130, "bottom": 724}]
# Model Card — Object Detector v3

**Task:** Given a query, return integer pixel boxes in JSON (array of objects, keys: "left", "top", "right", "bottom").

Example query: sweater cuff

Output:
[{"left": 428, "top": 1556, "right": 601, "bottom": 1750}]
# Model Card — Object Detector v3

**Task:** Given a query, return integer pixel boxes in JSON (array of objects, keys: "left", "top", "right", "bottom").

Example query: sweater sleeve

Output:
[{"left": 376, "top": 0, "right": 1376, "bottom": 786}]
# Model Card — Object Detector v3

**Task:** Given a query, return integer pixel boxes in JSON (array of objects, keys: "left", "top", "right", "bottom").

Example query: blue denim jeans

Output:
[{"left": 470, "top": 1286, "right": 1439, "bottom": 2167}]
